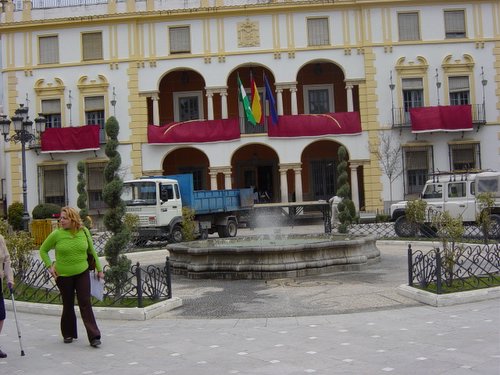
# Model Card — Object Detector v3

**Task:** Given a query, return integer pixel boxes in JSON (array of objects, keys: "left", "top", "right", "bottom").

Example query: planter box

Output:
[
  {"left": 397, "top": 284, "right": 500, "bottom": 307},
  {"left": 31, "top": 219, "right": 59, "bottom": 246}
]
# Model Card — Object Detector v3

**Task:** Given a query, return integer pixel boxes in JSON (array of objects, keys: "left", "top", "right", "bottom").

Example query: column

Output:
[
  {"left": 346, "top": 83, "right": 354, "bottom": 112},
  {"left": 223, "top": 168, "right": 232, "bottom": 189},
  {"left": 350, "top": 163, "right": 360, "bottom": 212},
  {"left": 279, "top": 167, "right": 289, "bottom": 203},
  {"left": 151, "top": 93, "right": 160, "bottom": 126},
  {"left": 220, "top": 88, "right": 228, "bottom": 119},
  {"left": 294, "top": 167, "right": 303, "bottom": 202},
  {"left": 290, "top": 86, "right": 298, "bottom": 115},
  {"left": 206, "top": 90, "right": 214, "bottom": 120},
  {"left": 209, "top": 169, "right": 218, "bottom": 190},
  {"left": 276, "top": 88, "right": 284, "bottom": 116}
]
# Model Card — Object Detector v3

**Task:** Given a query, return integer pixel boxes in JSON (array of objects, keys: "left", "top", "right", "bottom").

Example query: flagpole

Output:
[{"left": 263, "top": 72, "right": 268, "bottom": 129}]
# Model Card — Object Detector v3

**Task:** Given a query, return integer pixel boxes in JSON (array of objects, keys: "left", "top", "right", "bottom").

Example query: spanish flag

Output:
[{"left": 250, "top": 72, "right": 262, "bottom": 124}]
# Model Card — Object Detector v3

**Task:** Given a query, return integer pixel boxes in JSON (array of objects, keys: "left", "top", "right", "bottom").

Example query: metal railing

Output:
[
  {"left": 6, "top": 257, "right": 172, "bottom": 307},
  {"left": 407, "top": 243, "right": 500, "bottom": 294}
]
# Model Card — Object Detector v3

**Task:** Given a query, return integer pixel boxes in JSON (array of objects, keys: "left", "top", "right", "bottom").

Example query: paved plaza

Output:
[{"left": 1, "top": 225, "right": 499, "bottom": 374}]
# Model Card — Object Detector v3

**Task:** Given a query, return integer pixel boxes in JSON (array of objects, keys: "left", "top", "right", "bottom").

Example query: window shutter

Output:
[
  {"left": 44, "top": 169, "right": 65, "bottom": 197},
  {"left": 169, "top": 27, "right": 190, "bottom": 53},
  {"left": 82, "top": 32, "right": 103, "bottom": 60},
  {"left": 402, "top": 78, "right": 423, "bottom": 90},
  {"left": 398, "top": 13, "right": 420, "bottom": 41},
  {"left": 39, "top": 36, "right": 59, "bottom": 64},
  {"left": 85, "top": 96, "right": 105, "bottom": 110},
  {"left": 444, "top": 10, "right": 465, "bottom": 35},
  {"left": 307, "top": 18, "right": 329, "bottom": 46},
  {"left": 87, "top": 163, "right": 106, "bottom": 190},
  {"left": 448, "top": 76, "right": 469, "bottom": 92},
  {"left": 41, "top": 99, "right": 61, "bottom": 114}
]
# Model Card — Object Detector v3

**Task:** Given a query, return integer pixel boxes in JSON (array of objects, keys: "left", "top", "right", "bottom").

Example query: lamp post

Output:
[
  {"left": 481, "top": 66, "right": 487, "bottom": 121},
  {"left": 0, "top": 104, "right": 46, "bottom": 230},
  {"left": 66, "top": 89, "right": 73, "bottom": 126},
  {"left": 110, "top": 86, "right": 117, "bottom": 116},
  {"left": 435, "top": 68, "right": 441, "bottom": 106},
  {"left": 389, "top": 71, "right": 395, "bottom": 127}
]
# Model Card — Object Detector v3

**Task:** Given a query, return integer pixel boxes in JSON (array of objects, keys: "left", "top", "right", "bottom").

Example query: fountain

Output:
[{"left": 167, "top": 231, "right": 380, "bottom": 279}]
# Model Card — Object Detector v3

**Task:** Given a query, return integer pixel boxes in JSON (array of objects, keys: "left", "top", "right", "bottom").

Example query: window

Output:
[
  {"left": 39, "top": 35, "right": 59, "bottom": 64},
  {"left": 449, "top": 143, "right": 480, "bottom": 171},
  {"left": 307, "top": 18, "right": 329, "bottom": 46},
  {"left": 303, "top": 85, "right": 334, "bottom": 114},
  {"left": 169, "top": 26, "right": 190, "bottom": 54},
  {"left": 448, "top": 76, "right": 470, "bottom": 105},
  {"left": 398, "top": 12, "right": 420, "bottom": 41},
  {"left": 403, "top": 146, "right": 433, "bottom": 196},
  {"left": 38, "top": 164, "right": 67, "bottom": 206},
  {"left": 85, "top": 96, "right": 105, "bottom": 142},
  {"left": 402, "top": 78, "right": 423, "bottom": 122},
  {"left": 444, "top": 10, "right": 466, "bottom": 38},
  {"left": 41, "top": 99, "right": 62, "bottom": 128},
  {"left": 82, "top": 32, "right": 103, "bottom": 61},
  {"left": 448, "top": 182, "right": 466, "bottom": 198},
  {"left": 173, "top": 91, "right": 203, "bottom": 122},
  {"left": 87, "top": 162, "right": 107, "bottom": 210}
]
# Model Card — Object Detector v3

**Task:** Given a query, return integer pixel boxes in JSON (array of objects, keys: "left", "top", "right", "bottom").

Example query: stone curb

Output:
[
  {"left": 6, "top": 297, "right": 183, "bottom": 321},
  {"left": 397, "top": 284, "right": 500, "bottom": 307}
]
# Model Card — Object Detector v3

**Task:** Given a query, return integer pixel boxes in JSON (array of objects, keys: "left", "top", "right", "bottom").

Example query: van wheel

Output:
[
  {"left": 171, "top": 225, "right": 183, "bottom": 243},
  {"left": 394, "top": 216, "right": 417, "bottom": 237}
]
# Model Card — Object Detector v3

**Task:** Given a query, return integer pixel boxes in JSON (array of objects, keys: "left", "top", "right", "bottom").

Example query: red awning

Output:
[
  {"left": 41, "top": 125, "right": 100, "bottom": 153},
  {"left": 410, "top": 105, "right": 473, "bottom": 133},
  {"left": 267, "top": 112, "right": 362, "bottom": 138},
  {"left": 148, "top": 118, "right": 241, "bottom": 144}
]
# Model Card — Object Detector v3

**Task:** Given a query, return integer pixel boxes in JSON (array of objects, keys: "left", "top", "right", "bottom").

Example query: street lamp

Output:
[
  {"left": 389, "top": 71, "right": 395, "bottom": 127},
  {"left": 435, "top": 68, "right": 441, "bottom": 106},
  {"left": 110, "top": 86, "right": 117, "bottom": 116},
  {"left": 0, "top": 104, "right": 46, "bottom": 230}
]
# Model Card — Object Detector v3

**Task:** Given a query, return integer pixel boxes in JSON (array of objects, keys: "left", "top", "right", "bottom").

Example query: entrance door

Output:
[{"left": 311, "top": 160, "right": 336, "bottom": 200}]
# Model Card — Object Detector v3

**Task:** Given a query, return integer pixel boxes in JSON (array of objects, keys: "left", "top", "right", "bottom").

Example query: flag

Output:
[
  {"left": 250, "top": 72, "right": 262, "bottom": 124},
  {"left": 264, "top": 74, "right": 279, "bottom": 125},
  {"left": 237, "top": 75, "right": 256, "bottom": 125}
]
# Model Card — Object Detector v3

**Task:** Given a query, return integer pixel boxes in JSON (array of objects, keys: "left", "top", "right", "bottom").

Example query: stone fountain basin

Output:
[{"left": 167, "top": 234, "right": 380, "bottom": 279}]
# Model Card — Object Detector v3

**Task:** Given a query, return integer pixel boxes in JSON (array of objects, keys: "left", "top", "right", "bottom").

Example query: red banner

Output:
[
  {"left": 267, "top": 112, "right": 362, "bottom": 138},
  {"left": 410, "top": 105, "right": 473, "bottom": 133},
  {"left": 148, "top": 118, "right": 241, "bottom": 144},
  {"left": 41, "top": 125, "right": 100, "bottom": 153}
]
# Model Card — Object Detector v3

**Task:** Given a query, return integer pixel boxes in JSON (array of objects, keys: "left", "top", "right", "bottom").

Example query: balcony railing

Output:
[{"left": 391, "top": 104, "right": 486, "bottom": 130}]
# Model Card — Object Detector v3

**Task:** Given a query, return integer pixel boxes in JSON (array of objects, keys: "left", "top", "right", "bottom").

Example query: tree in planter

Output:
[
  {"left": 402, "top": 199, "right": 428, "bottom": 237},
  {"left": 335, "top": 146, "right": 356, "bottom": 233},
  {"left": 7, "top": 202, "right": 24, "bottom": 231},
  {"left": 371, "top": 132, "right": 403, "bottom": 205},
  {"left": 77, "top": 160, "right": 92, "bottom": 229},
  {"left": 0, "top": 218, "right": 34, "bottom": 281},
  {"left": 431, "top": 210, "right": 465, "bottom": 287},
  {"left": 102, "top": 116, "right": 131, "bottom": 293},
  {"left": 181, "top": 207, "right": 196, "bottom": 242},
  {"left": 476, "top": 192, "right": 496, "bottom": 243}
]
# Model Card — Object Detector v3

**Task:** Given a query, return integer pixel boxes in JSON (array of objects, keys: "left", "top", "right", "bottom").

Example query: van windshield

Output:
[
  {"left": 422, "top": 184, "right": 443, "bottom": 199},
  {"left": 123, "top": 182, "right": 157, "bottom": 206}
]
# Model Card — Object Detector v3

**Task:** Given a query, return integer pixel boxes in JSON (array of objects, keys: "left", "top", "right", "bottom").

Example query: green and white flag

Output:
[{"left": 237, "top": 75, "right": 256, "bottom": 125}]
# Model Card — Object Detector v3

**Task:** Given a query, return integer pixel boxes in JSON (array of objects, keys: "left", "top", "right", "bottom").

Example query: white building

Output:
[{"left": 0, "top": 0, "right": 499, "bottom": 222}]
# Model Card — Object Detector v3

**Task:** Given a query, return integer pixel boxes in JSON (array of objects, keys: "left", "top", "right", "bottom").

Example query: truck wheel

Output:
[
  {"left": 171, "top": 225, "right": 183, "bottom": 243},
  {"left": 394, "top": 216, "right": 417, "bottom": 237},
  {"left": 217, "top": 225, "right": 226, "bottom": 238},
  {"left": 226, "top": 219, "right": 238, "bottom": 237},
  {"left": 487, "top": 214, "right": 500, "bottom": 240},
  {"left": 200, "top": 229, "right": 208, "bottom": 240}
]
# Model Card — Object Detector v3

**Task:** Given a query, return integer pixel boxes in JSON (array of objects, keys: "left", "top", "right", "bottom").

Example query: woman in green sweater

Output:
[{"left": 39, "top": 206, "right": 104, "bottom": 348}]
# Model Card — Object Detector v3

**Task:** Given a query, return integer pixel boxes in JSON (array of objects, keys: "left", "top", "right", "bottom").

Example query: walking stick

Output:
[{"left": 9, "top": 286, "right": 25, "bottom": 356}]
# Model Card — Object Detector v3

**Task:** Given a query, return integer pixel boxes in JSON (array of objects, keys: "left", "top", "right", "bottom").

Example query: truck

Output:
[
  {"left": 390, "top": 170, "right": 500, "bottom": 238},
  {"left": 122, "top": 174, "right": 254, "bottom": 244}
]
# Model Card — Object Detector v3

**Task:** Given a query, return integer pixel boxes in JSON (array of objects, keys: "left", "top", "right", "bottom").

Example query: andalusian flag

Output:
[
  {"left": 237, "top": 75, "right": 256, "bottom": 125},
  {"left": 250, "top": 72, "right": 262, "bottom": 124}
]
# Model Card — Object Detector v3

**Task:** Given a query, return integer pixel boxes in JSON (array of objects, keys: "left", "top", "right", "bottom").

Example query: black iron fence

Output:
[
  {"left": 407, "top": 243, "right": 500, "bottom": 294},
  {"left": 344, "top": 221, "right": 492, "bottom": 241},
  {"left": 5, "top": 257, "right": 172, "bottom": 308}
]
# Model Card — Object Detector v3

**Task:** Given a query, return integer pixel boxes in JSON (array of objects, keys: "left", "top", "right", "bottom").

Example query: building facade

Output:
[{"left": 0, "top": 0, "right": 499, "bottom": 222}]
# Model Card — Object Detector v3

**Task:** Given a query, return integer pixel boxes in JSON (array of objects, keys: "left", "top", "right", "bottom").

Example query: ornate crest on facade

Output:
[{"left": 237, "top": 19, "right": 260, "bottom": 48}]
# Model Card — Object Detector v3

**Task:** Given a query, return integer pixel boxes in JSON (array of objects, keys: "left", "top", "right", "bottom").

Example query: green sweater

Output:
[{"left": 39, "top": 227, "right": 103, "bottom": 277}]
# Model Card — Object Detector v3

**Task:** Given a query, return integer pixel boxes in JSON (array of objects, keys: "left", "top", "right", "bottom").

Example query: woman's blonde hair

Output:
[{"left": 61, "top": 206, "right": 83, "bottom": 231}]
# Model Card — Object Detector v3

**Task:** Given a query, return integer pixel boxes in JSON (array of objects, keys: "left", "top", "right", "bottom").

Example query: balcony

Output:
[{"left": 391, "top": 104, "right": 486, "bottom": 132}]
